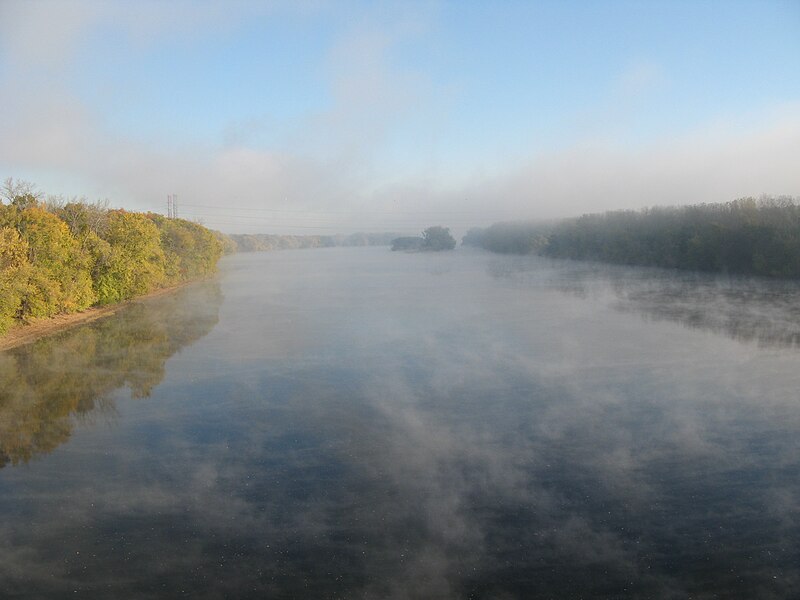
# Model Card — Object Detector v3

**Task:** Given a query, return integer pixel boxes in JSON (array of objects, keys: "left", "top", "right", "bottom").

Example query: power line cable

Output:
[{"left": 179, "top": 202, "right": 494, "bottom": 216}]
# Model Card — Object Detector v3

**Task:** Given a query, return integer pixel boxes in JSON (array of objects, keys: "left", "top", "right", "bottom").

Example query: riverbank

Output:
[{"left": 0, "top": 283, "right": 190, "bottom": 352}]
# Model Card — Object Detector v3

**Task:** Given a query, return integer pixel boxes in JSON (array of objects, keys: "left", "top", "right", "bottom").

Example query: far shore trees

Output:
[
  {"left": 227, "top": 231, "right": 399, "bottom": 252},
  {"left": 391, "top": 236, "right": 424, "bottom": 251},
  {"left": 475, "top": 196, "right": 800, "bottom": 278}
]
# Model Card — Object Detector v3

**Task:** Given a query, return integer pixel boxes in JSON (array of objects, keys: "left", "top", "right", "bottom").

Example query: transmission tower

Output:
[{"left": 166, "top": 194, "right": 179, "bottom": 218}]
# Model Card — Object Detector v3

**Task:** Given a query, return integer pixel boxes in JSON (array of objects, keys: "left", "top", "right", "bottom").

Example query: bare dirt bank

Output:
[{"left": 0, "top": 284, "right": 189, "bottom": 352}]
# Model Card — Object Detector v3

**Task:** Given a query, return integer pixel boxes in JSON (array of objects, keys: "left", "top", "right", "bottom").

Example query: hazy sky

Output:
[{"left": 1, "top": 0, "right": 799, "bottom": 234}]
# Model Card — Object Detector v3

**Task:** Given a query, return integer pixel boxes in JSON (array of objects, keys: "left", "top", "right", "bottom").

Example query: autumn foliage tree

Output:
[
  {"left": 0, "top": 228, "right": 30, "bottom": 332},
  {"left": 93, "top": 211, "right": 166, "bottom": 304},
  {"left": 0, "top": 181, "right": 223, "bottom": 334}
]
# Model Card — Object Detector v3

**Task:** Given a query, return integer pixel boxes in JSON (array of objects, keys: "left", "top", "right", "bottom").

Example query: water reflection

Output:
[
  {"left": 489, "top": 256, "right": 800, "bottom": 348},
  {"left": 1, "top": 250, "right": 800, "bottom": 598},
  {"left": 0, "top": 281, "right": 222, "bottom": 467}
]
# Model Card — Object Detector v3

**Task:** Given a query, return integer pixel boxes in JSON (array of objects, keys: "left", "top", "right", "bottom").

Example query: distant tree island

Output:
[{"left": 392, "top": 226, "right": 457, "bottom": 252}]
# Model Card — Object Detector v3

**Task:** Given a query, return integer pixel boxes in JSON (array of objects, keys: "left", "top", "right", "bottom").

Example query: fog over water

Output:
[{"left": 2, "top": 247, "right": 800, "bottom": 598}]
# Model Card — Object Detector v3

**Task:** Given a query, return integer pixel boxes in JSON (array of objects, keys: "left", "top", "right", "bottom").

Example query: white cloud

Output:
[
  {"left": 1, "top": 2, "right": 798, "bottom": 234},
  {"left": 3, "top": 96, "right": 799, "bottom": 233},
  {"left": 0, "top": 0, "right": 312, "bottom": 66},
  {"left": 0, "top": 0, "right": 106, "bottom": 67},
  {"left": 449, "top": 105, "right": 800, "bottom": 223}
]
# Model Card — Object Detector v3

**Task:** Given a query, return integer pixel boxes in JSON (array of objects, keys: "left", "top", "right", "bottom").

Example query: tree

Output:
[
  {"left": 94, "top": 211, "right": 166, "bottom": 304},
  {"left": 1, "top": 178, "right": 41, "bottom": 208},
  {"left": 147, "top": 214, "right": 222, "bottom": 282},
  {"left": 53, "top": 199, "right": 110, "bottom": 239},
  {"left": 421, "top": 226, "right": 456, "bottom": 251},
  {"left": 0, "top": 227, "right": 32, "bottom": 333},
  {"left": 0, "top": 182, "right": 227, "bottom": 334},
  {"left": 6, "top": 207, "right": 96, "bottom": 319}
]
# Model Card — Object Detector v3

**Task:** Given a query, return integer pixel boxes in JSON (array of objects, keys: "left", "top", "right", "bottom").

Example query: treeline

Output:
[
  {"left": 1, "top": 183, "right": 222, "bottom": 334},
  {"left": 469, "top": 197, "right": 800, "bottom": 278},
  {"left": 224, "top": 231, "right": 401, "bottom": 252}
]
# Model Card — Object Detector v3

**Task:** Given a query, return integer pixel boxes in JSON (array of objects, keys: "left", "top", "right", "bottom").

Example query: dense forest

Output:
[
  {"left": 469, "top": 197, "right": 800, "bottom": 278},
  {"left": 0, "top": 180, "right": 222, "bottom": 334}
]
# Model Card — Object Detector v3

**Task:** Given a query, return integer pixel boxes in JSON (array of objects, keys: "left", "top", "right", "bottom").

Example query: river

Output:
[{"left": 1, "top": 247, "right": 799, "bottom": 598}]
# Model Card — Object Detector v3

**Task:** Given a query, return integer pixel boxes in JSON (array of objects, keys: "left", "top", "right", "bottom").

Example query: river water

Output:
[{"left": 2, "top": 247, "right": 799, "bottom": 598}]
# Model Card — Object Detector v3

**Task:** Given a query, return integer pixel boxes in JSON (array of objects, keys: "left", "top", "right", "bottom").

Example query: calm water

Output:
[{"left": 2, "top": 247, "right": 800, "bottom": 599}]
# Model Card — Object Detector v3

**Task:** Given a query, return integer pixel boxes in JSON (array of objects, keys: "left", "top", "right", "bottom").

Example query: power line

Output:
[
  {"left": 181, "top": 212, "right": 484, "bottom": 226},
  {"left": 176, "top": 201, "right": 500, "bottom": 233},
  {"left": 187, "top": 220, "right": 402, "bottom": 231},
  {"left": 179, "top": 202, "right": 493, "bottom": 216}
]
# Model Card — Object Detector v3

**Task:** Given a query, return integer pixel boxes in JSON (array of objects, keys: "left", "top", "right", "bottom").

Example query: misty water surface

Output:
[{"left": 2, "top": 247, "right": 800, "bottom": 599}]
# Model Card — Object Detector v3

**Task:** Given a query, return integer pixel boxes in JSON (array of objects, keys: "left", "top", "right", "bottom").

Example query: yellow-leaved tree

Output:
[
  {"left": 94, "top": 211, "right": 167, "bottom": 304},
  {"left": 0, "top": 227, "right": 31, "bottom": 333},
  {"left": 1, "top": 205, "right": 96, "bottom": 320}
]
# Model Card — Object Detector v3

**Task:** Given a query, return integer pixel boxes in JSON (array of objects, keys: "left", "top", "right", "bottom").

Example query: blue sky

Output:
[{"left": 1, "top": 0, "right": 798, "bottom": 233}]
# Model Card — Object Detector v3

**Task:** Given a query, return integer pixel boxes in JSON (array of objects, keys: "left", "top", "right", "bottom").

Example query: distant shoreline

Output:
[
  {"left": 468, "top": 197, "right": 800, "bottom": 279},
  {"left": 0, "top": 283, "right": 190, "bottom": 352}
]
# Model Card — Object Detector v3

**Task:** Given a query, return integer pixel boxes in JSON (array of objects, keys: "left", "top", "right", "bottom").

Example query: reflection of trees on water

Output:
[
  {"left": 0, "top": 282, "right": 222, "bottom": 468},
  {"left": 608, "top": 275, "right": 800, "bottom": 347},
  {"left": 489, "top": 257, "right": 800, "bottom": 348}
]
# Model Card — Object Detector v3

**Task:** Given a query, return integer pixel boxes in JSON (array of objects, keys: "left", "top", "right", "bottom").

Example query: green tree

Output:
[
  {"left": 95, "top": 211, "right": 166, "bottom": 304},
  {"left": 478, "top": 196, "right": 800, "bottom": 278},
  {"left": 421, "top": 226, "right": 456, "bottom": 251},
  {"left": 0, "top": 228, "right": 32, "bottom": 333},
  {"left": 1, "top": 182, "right": 227, "bottom": 334},
  {"left": 148, "top": 215, "right": 222, "bottom": 282},
  {"left": 2, "top": 206, "right": 96, "bottom": 319}
]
